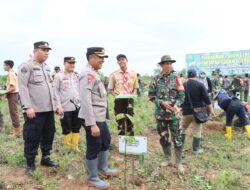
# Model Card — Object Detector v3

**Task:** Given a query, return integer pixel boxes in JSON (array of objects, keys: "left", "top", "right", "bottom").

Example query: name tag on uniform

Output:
[{"left": 119, "top": 136, "right": 147, "bottom": 155}]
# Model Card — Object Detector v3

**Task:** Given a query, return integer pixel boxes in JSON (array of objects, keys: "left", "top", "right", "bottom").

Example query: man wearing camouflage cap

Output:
[{"left": 148, "top": 55, "right": 185, "bottom": 172}]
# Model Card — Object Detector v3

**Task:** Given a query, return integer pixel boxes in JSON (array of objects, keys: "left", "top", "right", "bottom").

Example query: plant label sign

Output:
[{"left": 118, "top": 136, "right": 147, "bottom": 155}]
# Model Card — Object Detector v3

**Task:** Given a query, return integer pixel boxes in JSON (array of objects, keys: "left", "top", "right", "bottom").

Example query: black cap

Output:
[
  {"left": 4, "top": 60, "right": 14, "bottom": 68},
  {"left": 54, "top": 66, "right": 60, "bottom": 71},
  {"left": 64, "top": 57, "right": 76, "bottom": 63},
  {"left": 34, "top": 41, "right": 52, "bottom": 50},
  {"left": 116, "top": 54, "right": 127, "bottom": 60},
  {"left": 86, "top": 47, "right": 108, "bottom": 58}
]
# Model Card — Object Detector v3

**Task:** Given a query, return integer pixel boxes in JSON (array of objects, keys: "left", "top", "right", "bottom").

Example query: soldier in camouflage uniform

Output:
[
  {"left": 211, "top": 71, "right": 221, "bottom": 93},
  {"left": 148, "top": 55, "right": 185, "bottom": 172},
  {"left": 228, "top": 75, "right": 242, "bottom": 99}
]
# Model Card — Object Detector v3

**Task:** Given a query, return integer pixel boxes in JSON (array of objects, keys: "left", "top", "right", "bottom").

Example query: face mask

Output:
[{"left": 200, "top": 74, "right": 205, "bottom": 78}]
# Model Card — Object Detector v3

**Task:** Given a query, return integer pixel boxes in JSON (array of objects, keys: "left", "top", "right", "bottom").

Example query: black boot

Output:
[
  {"left": 26, "top": 158, "right": 36, "bottom": 176},
  {"left": 41, "top": 156, "right": 58, "bottom": 167},
  {"left": 160, "top": 142, "right": 172, "bottom": 166},
  {"left": 175, "top": 147, "right": 185, "bottom": 173},
  {"left": 192, "top": 137, "right": 204, "bottom": 154}
]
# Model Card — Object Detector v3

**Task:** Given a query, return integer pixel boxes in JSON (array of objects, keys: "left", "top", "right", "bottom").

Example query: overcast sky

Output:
[{"left": 1, "top": 0, "right": 250, "bottom": 76}]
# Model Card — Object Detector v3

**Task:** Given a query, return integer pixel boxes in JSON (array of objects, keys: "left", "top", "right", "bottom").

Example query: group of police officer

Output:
[
  {"left": 17, "top": 41, "right": 118, "bottom": 189},
  {"left": 10, "top": 40, "right": 250, "bottom": 190}
]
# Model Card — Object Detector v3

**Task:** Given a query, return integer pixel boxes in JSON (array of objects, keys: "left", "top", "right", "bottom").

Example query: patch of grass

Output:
[
  {"left": 0, "top": 180, "right": 5, "bottom": 190},
  {"left": 6, "top": 152, "right": 25, "bottom": 167},
  {"left": 12, "top": 181, "right": 23, "bottom": 190},
  {"left": 190, "top": 175, "right": 212, "bottom": 190},
  {"left": 211, "top": 169, "right": 249, "bottom": 190},
  {"left": 32, "top": 170, "right": 43, "bottom": 181},
  {"left": 189, "top": 132, "right": 250, "bottom": 171},
  {"left": 1, "top": 80, "right": 250, "bottom": 189},
  {"left": 32, "top": 170, "right": 56, "bottom": 190},
  {"left": 0, "top": 149, "right": 8, "bottom": 164},
  {"left": 42, "top": 179, "right": 56, "bottom": 190}
]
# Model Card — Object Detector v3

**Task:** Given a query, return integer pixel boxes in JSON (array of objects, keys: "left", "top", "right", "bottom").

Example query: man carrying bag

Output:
[{"left": 181, "top": 69, "right": 215, "bottom": 154}]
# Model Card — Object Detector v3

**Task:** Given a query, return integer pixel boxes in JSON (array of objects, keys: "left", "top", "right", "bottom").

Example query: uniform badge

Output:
[
  {"left": 87, "top": 74, "right": 94, "bottom": 85},
  {"left": 21, "top": 67, "right": 28, "bottom": 73}
]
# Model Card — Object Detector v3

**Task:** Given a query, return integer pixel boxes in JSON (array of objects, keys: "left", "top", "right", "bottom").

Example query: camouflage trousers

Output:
[{"left": 157, "top": 119, "right": 183, "bottom": 148}]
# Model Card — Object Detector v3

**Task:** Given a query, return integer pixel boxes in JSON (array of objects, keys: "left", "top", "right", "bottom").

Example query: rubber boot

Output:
[
  {"left": 86, "top": 158, "right": 110, "bottom": 189},
  {"left": 192, "top": 137, "right": 204, "bottom": 154},
  {"left": 175, "top": 146, "right": 185, "bottom": 173},
  {"left": 161, "top": 142, "right": 172, "bottom": 166},
  {"left": 244, "top": 125, "right": 250, "bottom": 139},
  {"left": 63, "top": 133, "right": 72, "bottom": 148},
  {"left": 71, "top": 133, "right": 80, "bottom": 152},
  {"left": 98, "top": 151, "right": 118, "bottom": 177},
  {"left": 225, "top": 126, "right": 232, "bottom": 139},
  {"left": 26, "top": 158, "right": 36, "bottom": 176}
]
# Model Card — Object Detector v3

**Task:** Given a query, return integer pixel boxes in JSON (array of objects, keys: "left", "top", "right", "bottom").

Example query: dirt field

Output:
[{"left": 0, "top": 95, "right": 250, "bottom": 190}]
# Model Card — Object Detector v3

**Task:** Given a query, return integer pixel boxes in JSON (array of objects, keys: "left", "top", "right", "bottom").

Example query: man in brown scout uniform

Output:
[
  {"left": 148, "top": 55, "right": 185, "bottom": 172},
  {"left": 18, "top": 41, "right": 62, "bottom": 176},
  {"left": 78, "top": 47, "right": 118, "bottom": 189},
  {"left": 108, "top": 54, "right": 139, "bottom": 136},
  {"left": 54, "top": 57, "right": 81, "bottom": 151},
  {"left": 1, "top": 60, "right": 21, "bottom": 136}
]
